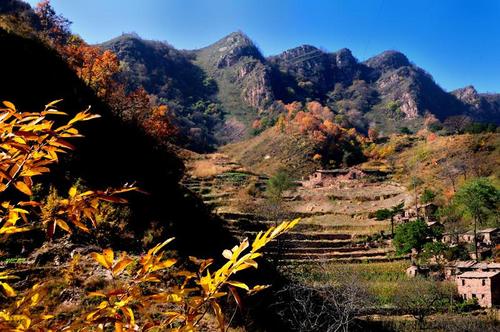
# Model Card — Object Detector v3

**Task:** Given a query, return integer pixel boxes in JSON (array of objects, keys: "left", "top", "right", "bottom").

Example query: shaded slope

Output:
[{"left": 0, "top": 28, "right": 232, "bottom": 257}]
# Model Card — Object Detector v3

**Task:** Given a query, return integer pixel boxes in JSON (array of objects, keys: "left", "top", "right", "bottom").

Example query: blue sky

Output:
[{"left": 26, "top": 0, "right": 500, "bottom": 93}]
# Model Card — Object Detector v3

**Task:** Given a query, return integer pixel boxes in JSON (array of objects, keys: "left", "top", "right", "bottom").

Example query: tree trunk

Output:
[
  {"left": 474, "top": 216, "right": 479, "bottom": 262},
  {"left": 391, "top": 215, "right": 394, "bottom": 237}
]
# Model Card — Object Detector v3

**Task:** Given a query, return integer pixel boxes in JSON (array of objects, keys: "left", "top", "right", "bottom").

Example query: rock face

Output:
[
  {"left": 453, "top": 86, "right": 481, "bottom": 107},
  {"left": 194, "top": 31, "right": 273, "bottom": 112},
  {"left": 364, "top": 50, "right": 410, "bottom": 72},
  {"left": 214, "top": 32, "right": 263, "bottom": 68},
  {"left": 100, "top": 31, "right": 500, "bottom": 145},
  {"left": 452, "top": 86, "right": 500, "bottom": 123}
]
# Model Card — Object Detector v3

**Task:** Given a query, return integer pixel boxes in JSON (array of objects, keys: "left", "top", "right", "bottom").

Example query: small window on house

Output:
[
  {"left": 472, "top": 294, "right": 477, "bottom": 299},
  {"left": 482, "top": 294, "right": 485, "bottom": 299},
  {"left": 482, "top": 279, "right": 486, "bottom": 286},
  {"left": 462, "top": 280, "right": 465, "bottom": 286}
]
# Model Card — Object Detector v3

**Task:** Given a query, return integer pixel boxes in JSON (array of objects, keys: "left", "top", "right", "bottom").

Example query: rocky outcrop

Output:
[
  {"left": 214, "top": 32, "right": 264, "bottom": 68},
  {"left": 452, "top": 85, "right": 481, "bottom": 107},
  {"left": 194, "top": 31, "right": 274, "bottom": 117},
  {"left": 453, "top": 86, "right": 500, "bottom": 123},
  {"left": 364, "top": 50, "right": 410, "bottom": 74}
]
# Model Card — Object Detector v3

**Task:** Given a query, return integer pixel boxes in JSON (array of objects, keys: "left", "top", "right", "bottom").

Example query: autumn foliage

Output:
[
  {"left": 265, "top": 101, "right": 366, "bottom": 167},
  {"left": 34, "top": 1, "right": 178, "bottom": 143},
  {"left": 0, "top": 101, "right": 298, "bottom": 331}
]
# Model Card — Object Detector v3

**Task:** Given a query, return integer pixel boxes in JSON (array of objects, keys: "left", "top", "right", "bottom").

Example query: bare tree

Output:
[
  {"left": 393, "top": 278, "right": 457, "bottom": 328},
  {"left": 443, "top": 115, "right": 472, "bottom": 134},
  {"left": 273, "top": 263, "right": 372, "bottom": 332}
]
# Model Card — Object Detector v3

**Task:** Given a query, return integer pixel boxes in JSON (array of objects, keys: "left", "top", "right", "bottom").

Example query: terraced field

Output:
[{"left": 182, "top": 153, "right": 411, "bottom": 265}]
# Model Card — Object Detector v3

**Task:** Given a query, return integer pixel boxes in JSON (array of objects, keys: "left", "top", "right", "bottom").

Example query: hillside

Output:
[
  {"left": 100, "top": 31, "right": 499, "bottom": 148},
  {"left": 222, "top": 127, "right": 320, "bottom": 178},
  {"left": 0, "top": 26, "right": 233, "bottom": 257}
]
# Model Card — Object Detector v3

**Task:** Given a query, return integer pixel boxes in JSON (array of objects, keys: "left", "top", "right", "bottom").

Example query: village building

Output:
[
  {"left": 404, "top": 203, "right": 438, "bottom": 222},
  {"left": 455, "top": 271, "right": 500, "bottom": 307},
  {"left": 406, "top": 264, "right": 430, "bottom": 278},
  {"left": 442, "top": 228, "right": 500, "bottom": 246},
  {"left": 477, "top": 228, "right": 500, "bottom": 245},
  {"left": 445, "top": 261, "right": 480, "bottom": 279},
  {"left": 445, "top": 261, "right": 500, "bottom": 280},
  {"left": 303, "top": 168, "right": 366, "bottom": 188}
]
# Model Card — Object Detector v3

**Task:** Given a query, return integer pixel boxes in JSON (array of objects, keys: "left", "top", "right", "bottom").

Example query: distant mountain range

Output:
[{"left": 101, "top": 31, "right": 499, "bottom": 145}]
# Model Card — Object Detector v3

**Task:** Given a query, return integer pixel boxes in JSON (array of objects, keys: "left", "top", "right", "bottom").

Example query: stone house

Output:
[
  {"left": 303, "top": 168, "right": 366, "bottom": 188},
  {"left": 406, "top": 264, "right": 430, "bottom": 278},
  {"left": 445, "top": 261, "right": 500, "bottom": 280},
  {"left": 445, "top": 261, "right": 483, "bottom": 279},
  {"left": 478, "top": 228, "right": 500, "bottom": 245},
  {"left": 442, "top": 228, "right": 500, "bottom": 246},
  {"left": 455, "top": 271, "right": 500, "bottom": 307},
  {"left": 404, "top": 203, "right": 438, "bottom": 222}
]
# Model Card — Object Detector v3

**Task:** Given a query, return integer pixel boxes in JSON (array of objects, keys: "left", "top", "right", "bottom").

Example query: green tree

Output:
[
  {"left": 393, "top": 220, "right": 429, "bottom": 255},
  {"left": 266, "top": 169, "right": 293, "bottom": 203},
  {"left": 375, "top": 202, "right": 404, "bottom": 237},
  {"left": 420, "top": 188, "right": 436, "bottom": 204},
  {"left": 453, "top": 178, "right": 499, "bottom": 261}
]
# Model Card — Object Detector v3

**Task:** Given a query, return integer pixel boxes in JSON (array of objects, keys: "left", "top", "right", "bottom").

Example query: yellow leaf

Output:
[
  {"left": 45, "top": 99, "right": 63, "bottom": 108},
  {"left": 56, "top": 219, "right": 72, "bottom": 234},
  {"left": 122, "top": 306, "right": 135, "bottom": 326},
  {"left": 91, "top": 252, "right": 111, "bottom": 269},
  {"left": 0, "top": 282, "right": 16, "bottom": 297},
  {"left": 248, "top": 284, "right": 270, "bottom": 295},
  {"left": 68, "top": 186, "right": 77, "bottom": 197},
  {"left": 112, "top": 255, "right": 133, "bottom": 276},
  {"left": 14, "top": 181, "right": 32, "bottom": 196},
  {"left": 226, "top": 281, "right": 249, "bottom": 291},
  {"left": 103, "top": 248, "right": 114, "bottom": 268},
  {"left": 151, "top": 258, "right": 176, "bottom": 272}
]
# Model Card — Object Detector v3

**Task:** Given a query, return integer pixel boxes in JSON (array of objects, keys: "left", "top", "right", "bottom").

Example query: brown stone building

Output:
[
  {"left": 303, "top": 168, "right": 366, "bottom": 188},
  {"left": 455, "top": 271, "right": 500, "bottom": 307},
  {"left": 442, "top": 228, "right": 500, "bottom": 246}
]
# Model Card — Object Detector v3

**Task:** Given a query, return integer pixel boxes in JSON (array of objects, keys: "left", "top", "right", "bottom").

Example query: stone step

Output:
[
  {"left": 280, "top": 232, "right": 352, "bottom": 241},
  {"left": 269, "top": 248, "right": 391, "bottom": 260},
  {"left": 265, "top": 246, "right": 379, "bottom": 254},
  {"left": 278, "top": 255, "right": 405, "bottom": 265}
]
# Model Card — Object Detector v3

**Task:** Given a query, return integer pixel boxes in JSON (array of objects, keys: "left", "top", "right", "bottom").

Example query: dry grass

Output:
[{"left": 189, "top": 159, "right": 233, "bottom": 178}]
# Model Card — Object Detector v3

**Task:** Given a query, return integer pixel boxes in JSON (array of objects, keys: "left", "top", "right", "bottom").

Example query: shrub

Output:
[{"left": 393, "top": 220, "right": 430, "bottom": 254}]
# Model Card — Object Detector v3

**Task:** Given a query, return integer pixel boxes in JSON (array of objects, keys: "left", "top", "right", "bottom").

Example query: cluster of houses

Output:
[
  {"left": 305, "top": 168, "right": 500, "bottom": 308},
  {"left": 407, "top": 227, "right": 500, "bottom": 308}
]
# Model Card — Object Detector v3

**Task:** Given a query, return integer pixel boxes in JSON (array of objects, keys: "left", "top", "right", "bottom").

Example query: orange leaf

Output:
[
  {"left": 2, "top": 101, "right": 16, "bottom": 111},
  {"left": 14, "top": 181, "right": 32, "bottom": 196}
]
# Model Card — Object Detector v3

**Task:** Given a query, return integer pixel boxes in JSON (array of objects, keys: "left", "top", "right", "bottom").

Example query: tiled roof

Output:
[{"left": 457, "top": 271, "right": 500, "bottom": 278}]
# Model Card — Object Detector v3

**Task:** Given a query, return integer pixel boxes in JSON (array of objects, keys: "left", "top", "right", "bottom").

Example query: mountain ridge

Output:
[{"left": 99, "top": 31, "right": 499, "bottom": 146}]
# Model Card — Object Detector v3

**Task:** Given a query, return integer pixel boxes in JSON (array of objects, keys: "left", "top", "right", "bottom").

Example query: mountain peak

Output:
[
  {"left": 198, "top": 31, "right": 263, "bottom": 68},
  {"left": 364, "top": 50, "right": 410, "bottom": 71},
  {"left": 334, "top": 48, "right": 357, "bottom": 67},
  {"left": 452, "top": 85, "right": 480, "bottom": 106}
]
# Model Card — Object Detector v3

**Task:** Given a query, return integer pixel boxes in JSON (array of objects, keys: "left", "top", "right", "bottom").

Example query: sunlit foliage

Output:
[{"left": 0, "top": 101, "right": 298, "bottom": 331}]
